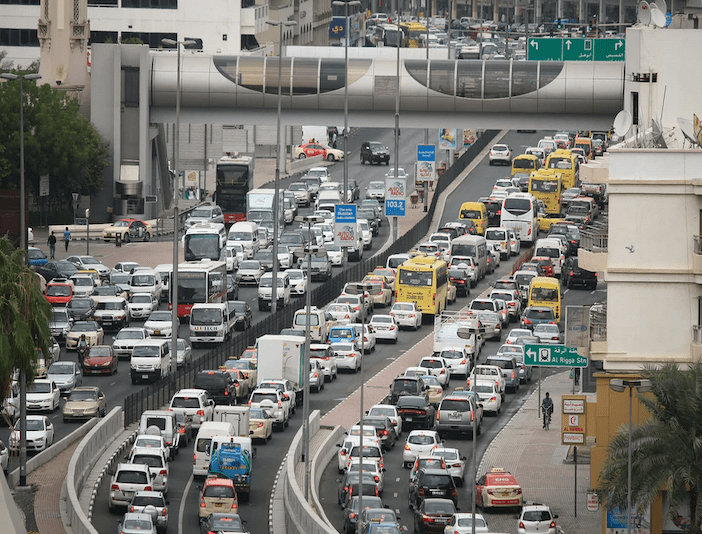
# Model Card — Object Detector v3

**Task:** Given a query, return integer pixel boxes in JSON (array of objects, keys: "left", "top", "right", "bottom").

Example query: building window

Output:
[
  {"left": 122, "top": 67, "right": 139, "bottom": 107},
  {"left": 90, "top": 30, "right": 118, "bottom": 44},
  {"left": 122, "top": 0, "right": 177, "bottom": 8},
  {"left": 121, "top": 31, "right": 176, "bottom": 48},
  {"left": 0, "top": 0, "right": 40, "bottom": 4},
  {"left": 88, "top": 0, "right": 118, "bottom": 5},
  {"left": 0, "top": 28, "right": 40, "bottom": 47},
  {"left": 632, "top": 92, "right": 639, "bottom": 125}
]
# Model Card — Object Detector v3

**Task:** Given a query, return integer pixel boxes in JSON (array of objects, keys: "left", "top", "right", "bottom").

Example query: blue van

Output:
[{"left": 328, "top": 326, "right": 356, "bottom": 346}]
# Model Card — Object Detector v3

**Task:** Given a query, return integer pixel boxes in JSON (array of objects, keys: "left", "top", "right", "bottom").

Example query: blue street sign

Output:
[
  {"left": 385, "top": 199, "right": 406, "bottom": 217},
  {"left": 330, "top": 17, "right": 346, "bottom": 39},
  {"left": 335, "top": 204, "right": 356, "bottom": 223},
  {"left": 417, "top": 144, "right": 436, "bottom": 162}
]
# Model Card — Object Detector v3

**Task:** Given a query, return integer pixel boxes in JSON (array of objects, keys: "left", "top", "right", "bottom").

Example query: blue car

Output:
[
  {"left": 28, "top": 247, "right": 48, "bottom": 267},
  {"left": 328, "top": 325, "right": 356, "bottom": 346}
]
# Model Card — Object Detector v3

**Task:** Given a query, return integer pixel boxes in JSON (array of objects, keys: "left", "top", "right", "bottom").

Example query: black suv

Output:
[
  {"left": 229, "top": 300, "right": 252, "bottom": 330},
  {"left": 448, "top": 267, "right": 471, "bottom": 297},
  {"left": 360, "top": 141, "right": 390, "bottom": 165},
  {"left": 389, "top": 376, "right": 427, "bottom": 404},
  {"left": 193, "top": 370, "right": 237, "bottom": 405},
  {"left": 409, "top": 468, "right": 458, "bottom": 508},
  {"left": 396, "top": 395, "right": 436, "bottom": 429},
  {"left": 564, "top": 256, "right": 597, "bottom": 290}
]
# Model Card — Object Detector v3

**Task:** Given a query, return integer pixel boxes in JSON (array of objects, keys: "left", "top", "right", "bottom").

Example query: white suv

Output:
[
  {"left": 168, "top": 389, "right": 214, "bottom": 428},
  {"left": 517, "top": 504, "right": 559, "bottom": 534},
  {"left": 249, "top": 388, "right": 289, "bottom": 429},
  {"left": 108, "top": 463, "right": 153, "bottom": 512}
]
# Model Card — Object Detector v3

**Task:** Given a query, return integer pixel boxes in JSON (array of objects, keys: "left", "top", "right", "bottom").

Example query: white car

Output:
[
  {"left": 489, "top": 289, "right": 522, "bottom": 321},
  {"left": 369, "top": 315, "right": 399, "bottom": 343},
  {"left": 325, "top": 244, "right": 346, "bottom": 267},
  {"left": 337, "top": 435, "right": 377, "bottom": 474},
  {"left": 0, "top": 440, "right": 8, "bottom": 473},
  {"left": 473, "top": 381, "right": 502, "bottom": 415},
  {"left": 228, "top": 243, "right": 246, "bottom": 264},
  {"left": 359, "top": 220, "right": 373, "bottom": 250},
  {"left": 416, "top": 242, "right": 442, "bottom": 258},
  {"left": 349, "top": 323, "right": 376, "bottom": 354},
  {"left": 486, "top": 242, "right": 501, "bottom": 267},
  {"left": 428, "top": 233, "right": 452, "bottom": 255},
  {"left": 332, "top": 341, "right": 362, "bottom": 372},
  {"left": 517, "top": 504, "right": 559, "bottom": 534},
  {"left": 505, "top": 328, "right": 533, "bottom": 345},
  {"left": 389, "top": 302, "right": 422, "bottom": 330},
  {"left": 488, "top": 143, "right": 512, "bottom": 165},
  {"left": 533, "top": 323, "right": 563, "bottom": 344},
  {"left": 258, "top": 380, "right": 296, "bottom": 417},
  {"left": 347, "top": 457, "right": 385, "bottom": 494},
  {"left": 315, "top": 223, "right": 334, "bottom": 243},
  {"left": 287, "top": 269, "right": 308, "bottom": 296},
  {"left": 112, "top": 327, "right": 150, "bottom": 360},
  {"left": 449, "top": 256, "right": 478, "bottom": 287},
  {"left": 310, "top": 345, "right": 338, "bottom": 381},
  {"left": 237, "top": 260, "right": 265, "bottom": 286},
  {"left": 326, "top": 303, "right": 358, "bottom": 324},
  {"left": 26, "top": 379, "right": 61, "bottom": 412},
  {"left": 508, "top": 229, "right": 521, "bottom": 255},
  {"left": 402, "top": 429, "right": 442, "bottom": 467},
  {"left": 432, "top": 447, "right": 466, "bottom": 486},
  {"left": 70, "top": 274, "right": 96, "bottom": 297},
  {"left": 128, "top": 293, "right": 159, "bottom": 319},
  {"left": 223, "top": 245, "right": 240, "bottom": 272},
  {"left": 66, "top": 255, "right": 111, "bottom": 281},
  {"left": 249, "top": 388, "right": 289, "bottom": 429},
  {"left": 9, "top": 415, "right": 54, "bottom": 453},
  {"left": 144, "top": 310, "right": 178, "bottom": 338},
  {"left": 367, "top": 404, "right": 403, "bottom": 437},
  {"left": 437, "top": 347, "right": 471, "bottom": 378},
  {"left": 176, "top": 338, "right": 192, "bottom": 367},
  {"left": 313, "top": 210, "right": 334, "bottom": 225},
  {"left": 418, "top": 356, "right": 451, "bottom": 388},
  {"left": 127, "top": 446, "right": 169, "bottom": 494},
  {"left": 444, "top": 512, "right": 491, "bottom": 534}
]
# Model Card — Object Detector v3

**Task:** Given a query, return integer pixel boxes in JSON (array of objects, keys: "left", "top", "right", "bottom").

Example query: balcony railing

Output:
[
  {"left": 694, "top": 325, "right": 702, "bottom": 345},
  {"left": 590, "top": 303, "right": 607, "bottom": 342},
  {"left": 580, "top": 229, "right": 608, "bottom": 253},
  {"left": 694, "top": 235, "right": 702, "bottom": 255}
]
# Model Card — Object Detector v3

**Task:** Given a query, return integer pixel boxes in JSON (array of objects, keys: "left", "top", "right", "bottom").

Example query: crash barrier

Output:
[
  {"left": 66, "top": 407, "right": 124, "bottom": 534},
  {"left": 510, "top": 248, "right": 535, "bottom": 276},
  {"left": 122, "top": 130, "right": 499, "bottom": 427},
  {"left": 285, "top": 154, "right": 326, "bottom": 177},
  {"left": 6, "top": 416, "right": 99, "bottom": 489}
]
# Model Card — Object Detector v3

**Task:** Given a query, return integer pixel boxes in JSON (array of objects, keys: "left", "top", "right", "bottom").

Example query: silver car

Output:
[
  {"left": 117, "top": 512, "right": 157, "bottom": 534},
  {"left": 49, "top": 307, "right": 73, "bottom": 340},
  {"left": 176, "top": 338, "right": 192, "bottom": 368},
  {"left": 533, "top": 323, "right": 563, "bottom": 344},
  {"left": 47, "top": 361, "right": 82, "bottom": 395},
  {"left": 128, "top": 491, "right": 168, "bottom": 533}
]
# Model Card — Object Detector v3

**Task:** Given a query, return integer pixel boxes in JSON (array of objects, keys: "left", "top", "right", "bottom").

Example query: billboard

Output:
[{"left": 334, "top": 204, "right": 357, "bottom": 246}]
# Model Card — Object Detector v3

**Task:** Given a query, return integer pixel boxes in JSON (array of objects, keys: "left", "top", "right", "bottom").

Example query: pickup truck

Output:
[{"left": 468, "top": 365, "right": 506, "bottom": 401}]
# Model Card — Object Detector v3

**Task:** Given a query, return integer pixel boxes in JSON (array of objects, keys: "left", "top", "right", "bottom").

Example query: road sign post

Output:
[{"left": 525, "top": 344, "right": 588, "bottom": 367}]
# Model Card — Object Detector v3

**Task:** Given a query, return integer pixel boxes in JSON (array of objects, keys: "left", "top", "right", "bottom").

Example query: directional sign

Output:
[
  {"left": 524, "top": 344, "right": 588, "bottom": 367},
  {"left": 330, "top": 17, "right": 346, "bottom": 39},
  {"left": 527, "top": 37, "right": 625, "bottom": 61}
]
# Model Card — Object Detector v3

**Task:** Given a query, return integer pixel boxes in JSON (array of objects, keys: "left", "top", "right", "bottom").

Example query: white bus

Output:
[{"left": 500, "top": 193, "right": 538, "bottom": 245}]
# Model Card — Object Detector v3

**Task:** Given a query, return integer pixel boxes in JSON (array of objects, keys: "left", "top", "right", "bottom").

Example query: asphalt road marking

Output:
[{"left": 178, "top": 472, "right": 194, "bottom": 534}]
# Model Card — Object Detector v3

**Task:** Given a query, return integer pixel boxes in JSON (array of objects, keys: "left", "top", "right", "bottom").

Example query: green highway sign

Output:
[
  {"left": 525, "top": 344, "right": 588, "bottom": 367},
  {"left": 527, "top": 37, "right": 625, "bottom": 62}
]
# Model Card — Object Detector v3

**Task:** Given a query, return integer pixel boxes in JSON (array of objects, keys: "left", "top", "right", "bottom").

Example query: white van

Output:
[
  {"left": 129, "top": 269, "right": 162, "bottom": 300},
  {"left": 484, "top": 227, "right": 510, "bottom": 260},
  {"left": 450, "top": 235, "right": 489, "bottom": 280},
  {"left": 212, "top": 406, "right": 250, "bottom": 437},
  {"left": 154, "top": 264, "right": 172, "bottom": 302},
  {"left": 534, "top": 237, "right": 566, "bottom": 277},
  {"left": 257, "top": 272, "right": 291, "bottom": 311},
  {"left": 315, "top": 190, "right": 342, "bottom": 211},
  {"left": 190, "top": 303, "right": 236, "bottom": 344},
  {"left": 193, "top": 421, "right": 236, "bottom": 476},
  {"left": 227, "top": 222, "right": 260, "bottom": 259},
  {"left": 130, "top": 339, "right": 171, "bottom": 384},
  {"left": 293, "top": 306, "right": 331, "bottom": 342}
]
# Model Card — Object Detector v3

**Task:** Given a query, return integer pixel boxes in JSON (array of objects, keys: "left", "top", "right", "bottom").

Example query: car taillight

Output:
[
  {"left": 418, "top": 488, "right": 425, "bottom": 496},
  {"left": 340, "top": 450, "right": 346, "bottom": 456},
  {"left": 436, "top": 410, "right": 441, "bottom": 420},
  {"left": 523, "top": 319, "right": 532, "bottom": 325},
  {"left": 349, "top": 512, "right": 356, "bottom": 519},
  {"left": 409, "top": 313, "right": 415, "bottom": 318},
  {"left": 224, "top": 390, "right": 229, "bottom": 396},
  {"left": 194, "top": 454, "right": 197, "bottom": 464},
  {"left": 460, "top": 359, "right": 466, "bottom": 364},
  {"left": 197, "top": 409, "right": 204, "bottom": 416},
  {"left": 405, "top": 444, "right": 410, "bottom": 450},
  {"left": 257, "top": 422, "right": 264, "bottom": 428},
  {"left": 519, "top": 522, "right": 525, "bottom": 529},
  {"left": 111, "top": 484, "right": 119, "bottom": 490},
  {"left": 471, "top": 411, "right": 474, "bottom": 421},
  {"left": 232, "top": 502, "right": 237, "bottom": 509},
  {"left": 130, "top": 506, "right": 135, "bottom": 512},
  {"left": 382, "top": 430, "right": 388, "bottom": 436},
  {"left": 278, "top": 400, "right": 283, "bottom": 407},
  {"left": 144, "top": 486, "right": 152, "bottom": 491},
  {"left": 159, "top": 469, "right": 167, "bottom": 475},
  {"left": 248, "top": 400, "right": 252, "bottom": 406},
  {"left": 374, "top": 475, "right": 379, "bottom": 482},
  {"left": 440, "top": 368, "right": 445, "bottom": 374}
]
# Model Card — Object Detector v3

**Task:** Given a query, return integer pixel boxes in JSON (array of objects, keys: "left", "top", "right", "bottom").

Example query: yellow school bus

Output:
[
  {"left": 511, "top": 154, "right": 541, "bottom": 176},
  {"left": 573, "top": 137, "right": 593, "bottom": 161},
  {"left": 527, "top": 276, "right": 562, "bottom": 322},
  {"left": 544, "top": 149, "right": 579, "bottom": 190},
  {"left": 529, "top": 170, "right": 563, "bottom": 215},
  {"left": 396, "top": 256, "right": 448, "bottom": 316},
  {"left": 400, "top": 21, "right": 427, "bottom": 48}
]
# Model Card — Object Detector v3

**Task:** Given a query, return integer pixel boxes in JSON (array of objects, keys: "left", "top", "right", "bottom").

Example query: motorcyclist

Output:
[
  {"left": 77, "top": 334, "right": 88, "bottom": 364},
  {"left": 541, "top": 392, "right": 554, "bottom": 429}
]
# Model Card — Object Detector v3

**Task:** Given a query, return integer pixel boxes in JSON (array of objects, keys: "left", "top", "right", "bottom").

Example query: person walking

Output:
[
  {"left": 47, "top": 231, "right": 57, "bottom": 259},
  {"left": 63, "top": 226, "right": 71, "bottom": 252}
]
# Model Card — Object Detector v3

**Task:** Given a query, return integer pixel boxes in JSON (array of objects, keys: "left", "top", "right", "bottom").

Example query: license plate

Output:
[
  {"left": 405, "top": 417, "right": 413, "bottom": 422},
  {"left": 448, "top": 414, "right": 461, "bottom": 421},
  {"left": 124, "top": 491, "right": 134, "bottom": 498},
  {"left": 154, "top": 331, "right": 160, "bottom": 335},
  {"left": 215, "top": 503, "right": 223, "bottom": 508},
  {"left": 142, "top": 375, "right": 149, "bottom": 380},
  {"left": 436, "top": 518, "right": 448, "bottom": 524}
]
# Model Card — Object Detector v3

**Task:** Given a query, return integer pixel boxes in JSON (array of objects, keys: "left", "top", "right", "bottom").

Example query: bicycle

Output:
[{"left": 543, "top": 405, "right": 553, "bottom": 430}]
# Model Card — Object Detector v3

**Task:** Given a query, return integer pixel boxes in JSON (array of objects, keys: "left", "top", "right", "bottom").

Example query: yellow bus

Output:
[
  {"left": 545, "top": 149, "right": 579, "bottom": 189},
  {"left": 396, "top": 256, "right": 448, "bottom": 316},
  {"left": 527, "top": 276, "right": 562, "bottom": 322},
  {"left": 529, "top": 170, "right": 563, "bottom": 215},
  {"left": 400, "top": 21, "right": 427, "bottom": 48},
  {"left": 511, "top": 154, "right": 541, "bottom": 176},
  {"left": 458, "top": 201, "right": 488, "bottom": 235}
]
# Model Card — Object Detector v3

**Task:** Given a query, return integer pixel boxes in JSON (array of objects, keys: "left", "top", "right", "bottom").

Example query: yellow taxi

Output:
[
  {"left": 371, "top": 267, "right": 396, "bottom": 290},
  {"left": 362, "top": 275, "right": 393, "bottom": 307},
  {"left": 199, "top": 477, "right": 238, "bottom": 518},
  {"left": 475, "top": 467, "right": 523, "bottom": 509},
  {"left": 77, "top": 269, "right": 102, "bottom": 287},
  {"left": 239, "top": 347, "right": 257, "bottom": 367},
  {"left": 219, "top": 359, "right": 257, "bottom": 391},
  {"left": 248, "top": 407, "right": 274, "bottom": 441}
]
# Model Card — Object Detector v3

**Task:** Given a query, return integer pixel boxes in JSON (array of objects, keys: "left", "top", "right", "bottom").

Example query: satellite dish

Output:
[
  {"left": 650, "top": 6, "right": 666, "bottom": 27},
  {"left": 652, "top": 118, "right": 667, "bottom": 148},
  {"left": 677, "top": 117, "right": 700, "bottom": 147},
  {"left": 654, "top": 0, "right": 667, "bottom": 14},
  {"left": 638, "top": 1, "right": 651, "bottom": 25},
  {"left": 613, "top": 110, "right": 633, "bottom": 137}
]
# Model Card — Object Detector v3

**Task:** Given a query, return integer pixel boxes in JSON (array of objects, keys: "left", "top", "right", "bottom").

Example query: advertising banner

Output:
[
  {"left": 334, "top": 204, "right": 357, "bottom": 246},
  {"left": 439, "top": 129, "right": 457, "bottom": 150}
]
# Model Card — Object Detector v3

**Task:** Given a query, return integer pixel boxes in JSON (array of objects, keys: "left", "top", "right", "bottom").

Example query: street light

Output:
[
  {"left": 162, "top": 38, "right": 196, "bottom": 374},
  {"left": 609, "top": 378, "right": 653, "bottom": 534},
  {"left": 295, "top": 214, "right": 323, "bottom": 500},
  {"left": 266, "top": 19, "right": 297, "bottom": 314},
  {"left": 1, "top": 70, "right": 40, "bottom": 488}
]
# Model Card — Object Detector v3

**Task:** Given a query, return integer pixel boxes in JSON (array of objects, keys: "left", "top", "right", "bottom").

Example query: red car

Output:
[
  {"left": 475, "top": 467, "right": 523, "bottom": 509},
  {"left": 82, "top": 345, "right": 118, "bottom": 375},
  {"left": 531, "top": 256, "right": 554, "bottom": 277},
  {"left": 295, "top": 142, "right": 344, "bottom": 162},
  {"left": 46, "top": 278, "right": 74, "bottom": 306}
]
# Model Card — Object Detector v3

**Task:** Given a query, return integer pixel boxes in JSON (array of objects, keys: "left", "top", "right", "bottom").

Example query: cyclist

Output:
[{"left": 542, "top": 392, "right": 554, "bottom": 429}]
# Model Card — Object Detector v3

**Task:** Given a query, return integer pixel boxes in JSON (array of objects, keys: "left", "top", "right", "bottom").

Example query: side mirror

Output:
[{"left": 462, "top": 456, "right": 467, "bottom": 461}]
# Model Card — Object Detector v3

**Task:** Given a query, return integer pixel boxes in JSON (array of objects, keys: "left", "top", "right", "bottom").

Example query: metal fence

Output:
[
  {"left": 580, "top": 229, "right": 609, "bottom": 253},
  {"left": 123, "top": 130, "right": 499, "bottom": 426}
]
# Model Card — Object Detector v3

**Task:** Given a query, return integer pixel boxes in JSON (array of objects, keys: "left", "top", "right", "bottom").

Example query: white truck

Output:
[
  {"left": 246, "top": 188, "right": 284, "bottom": 236},
  {"left": 433, "top": 311, "right": 482, "bottom": 362},
  {"left": 212, "top": 406, "right": 250, "bottom": 438},
  {"left": 256, "top": 335, "right": 305, "bottom": 401}
]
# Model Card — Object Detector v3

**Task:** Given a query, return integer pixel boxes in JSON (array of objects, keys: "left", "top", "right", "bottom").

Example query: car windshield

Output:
[
  {"left": 474, "top": 384, "right": 495, "bottom": 394},
  {"left": 535, "top": 324, "right": 560, "bottom": 334},
  {"left": 99, "top": 301, "right": 124, "bottom": 310},
  {"left": 523, "top": 510, "right": 552, "bottom": 521},
  {"left": 372, "top": 316, "right": 392, "bottom": 324},
  {"left": 88, "top": 347, "right": 111, "bottom": 357},
  {"left": 123, "top": 518, "right": 153, "bottom": 530},
  {"left": 71, "top": 322, "right": 97, "bottom": 332},
  {"left": 240, "top": 261, "right": 260, "bottom": 270},
  {"left": 28, "top": 382, "right": 52, "bottom": 393},
  {"left": 49, "top": 362, "right": 74, "bottom": 374},
  {"left": 68, "top": 390, "right": 98, "bottom": 401},
  {"left": 47, "top": 285, "right": 71, "bottom": 296},
  {"left": 131, "top": 295, "right": 151, "bottom": 304},
  {"left": 116, "top": 330, "right": 144, "bottom": 340},
  {"left": 457, "top": 517, "right": 486, "bottom": 527},
  {"left": 333, "top": 343, "right": 355, "bottom": 352},
  {"left": 132, "top": 454, "right": 164, "bottom": 467},
  {"left": 148, "top": 311, "right": 171, "bottom": 322},
  {"left": 132, "top": 495, "right": 165, "bottom": 507},
  {"left": 393, "top": 303, "right": 414, "bottom": 311},
  {"left": 171, "top": 397, "right": 201, "bottom": 409},
  {"left": 408, "top": 435, "right": 435, "bottom": 445},
  {"left": 393, "top": 380, "right": 418, "bottom": 392}
]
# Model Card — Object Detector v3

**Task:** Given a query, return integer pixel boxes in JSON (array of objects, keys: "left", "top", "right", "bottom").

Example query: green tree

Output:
[
  {"left": 0, "top": 76, "right": 109, "bottom": 212},
  {"left": 598, "top": 363, "right": 702, "bottom": 534},
  {"left": 0, "top": 236, "right": 51, "bottom": 412}
]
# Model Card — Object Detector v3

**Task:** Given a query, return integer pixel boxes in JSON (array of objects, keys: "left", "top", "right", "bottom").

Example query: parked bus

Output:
[
  {"left": 400, "top": 21, "right": 427, "bottom": 47},
  {"left": 544, "top": 149, "right": 579, "bottom": 190},
  {"left": 215, "top": 153, "right": 255, "bottom": 224},
  {"left": 511, "top": 154, "right": 541, "bottom": 176},
  {"left": 171, "top": 260, "right": 227, "bottom": 318},
  {"left": 500, "top": 192, "right": 538, "bottom": 245},
  {"left": 528, "top": 170, "right": 563, "bottom": 215},
  {"left": 396, "top": 256, "right": 448, "bottom": 317}
]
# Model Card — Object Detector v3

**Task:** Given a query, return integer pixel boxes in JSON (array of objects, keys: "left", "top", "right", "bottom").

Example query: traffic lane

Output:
[{"left": 439, "top": 130, "right": 547, "bottom": 227}]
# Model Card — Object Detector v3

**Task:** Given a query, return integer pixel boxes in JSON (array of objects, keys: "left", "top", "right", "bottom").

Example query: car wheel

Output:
[
  {"left": 298, "top": 153, "right": 307, "bottom": 159},
  {"left": 144, "top": 232, "right": 151, "bottom": 242},
  {"left": 386, "top": 160, "right": 389, "bottom": 166},
  {"left": 327, "top": 154, "right": 335, "bottom": 162}
]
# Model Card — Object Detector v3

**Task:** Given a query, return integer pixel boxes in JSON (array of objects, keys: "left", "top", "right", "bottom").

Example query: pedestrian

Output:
[
  {"left": 47, "top": 231, "right": 57, "bottom": 259},
  {"left": 63, "top": 226, "right": 71, "bottom": 252}
]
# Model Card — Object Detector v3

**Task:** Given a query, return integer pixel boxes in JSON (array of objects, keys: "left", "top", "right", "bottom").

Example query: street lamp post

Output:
[
  {"left": 1, "top": 71, "right": 41, "bottom": 488},
  {"left": 266, "top": 19, "right": 297, "bottom": 314},
  {"left": 162, "top": 38, "right": 196, "bottom": 374},
  {"left": 609, "top": 378, "right": 653, "bottom": 534},
  {"left": 295, "top": 214, "right": 323, "bottom": 500},
  {"left": 393, "top": 11, "right": 401, "bottom": 241}
]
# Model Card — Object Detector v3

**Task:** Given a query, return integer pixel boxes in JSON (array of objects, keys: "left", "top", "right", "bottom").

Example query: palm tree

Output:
[{"left": 598, "top": 362, "right": 702, "bottom": 534}]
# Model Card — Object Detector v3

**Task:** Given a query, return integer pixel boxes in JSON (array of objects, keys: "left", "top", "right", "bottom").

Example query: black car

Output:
[
  {"left": 361, "top": 416, "right": 397, "bottom": 451},
  {"left": 360, "top": 141, "right": 390, "bottom": 165},
  {"left": 389, "top": 376, "right": 427, "bottom": 405},
  {"left": 357, "top": 209, "right": 379, "bottom": 236},
  {"left": 343, "top": 496, "right": 383, "bottom": 534},
  {"left": 298, "top": 253, "right": 332, "bottom": 281},
  {"left": 66, "top": 297, "right": 97, "bottom": 320},
  {"left": 229, "top": 300, "right": 252, "bottom": 330},
  {"left": 35, "top": 260, "right": 79, "bottom": 282},
  {"left": 448, "top": 267, "right": 471, "bottom": 297},
  {"left": 548, "top": 225, "right": 579, "bottom": 256},
  {"left": 192, "top": 370, "right": 237, "bottom": 405},
  {"left": 396, "top": 395, "right": 436, "bottom": 429},
  {"left": 409, "top": 468, "right": 458, "bottom": 509},
  {"left": 413, "top": 498, "right": 456, "bottom": 534},
  {"left": 479, "top": 197, "right": 503, "bottom": 226},
  {"left": 564, "top": 256, "right": 597, "bottom": 290},
  {"left": 253, "top": 249, "right": 278, "bottom": 272},
  {"left": 337, "top": 470, "right": 380, "bottom": 507}
]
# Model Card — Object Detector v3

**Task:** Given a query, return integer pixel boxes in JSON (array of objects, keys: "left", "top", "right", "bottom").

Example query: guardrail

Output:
[
  {"left": 580, "top": 229, "right": 608, "bottom": 252},
  {"left": 66, "top": 407, "right": 125, "bottom": 534}
]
